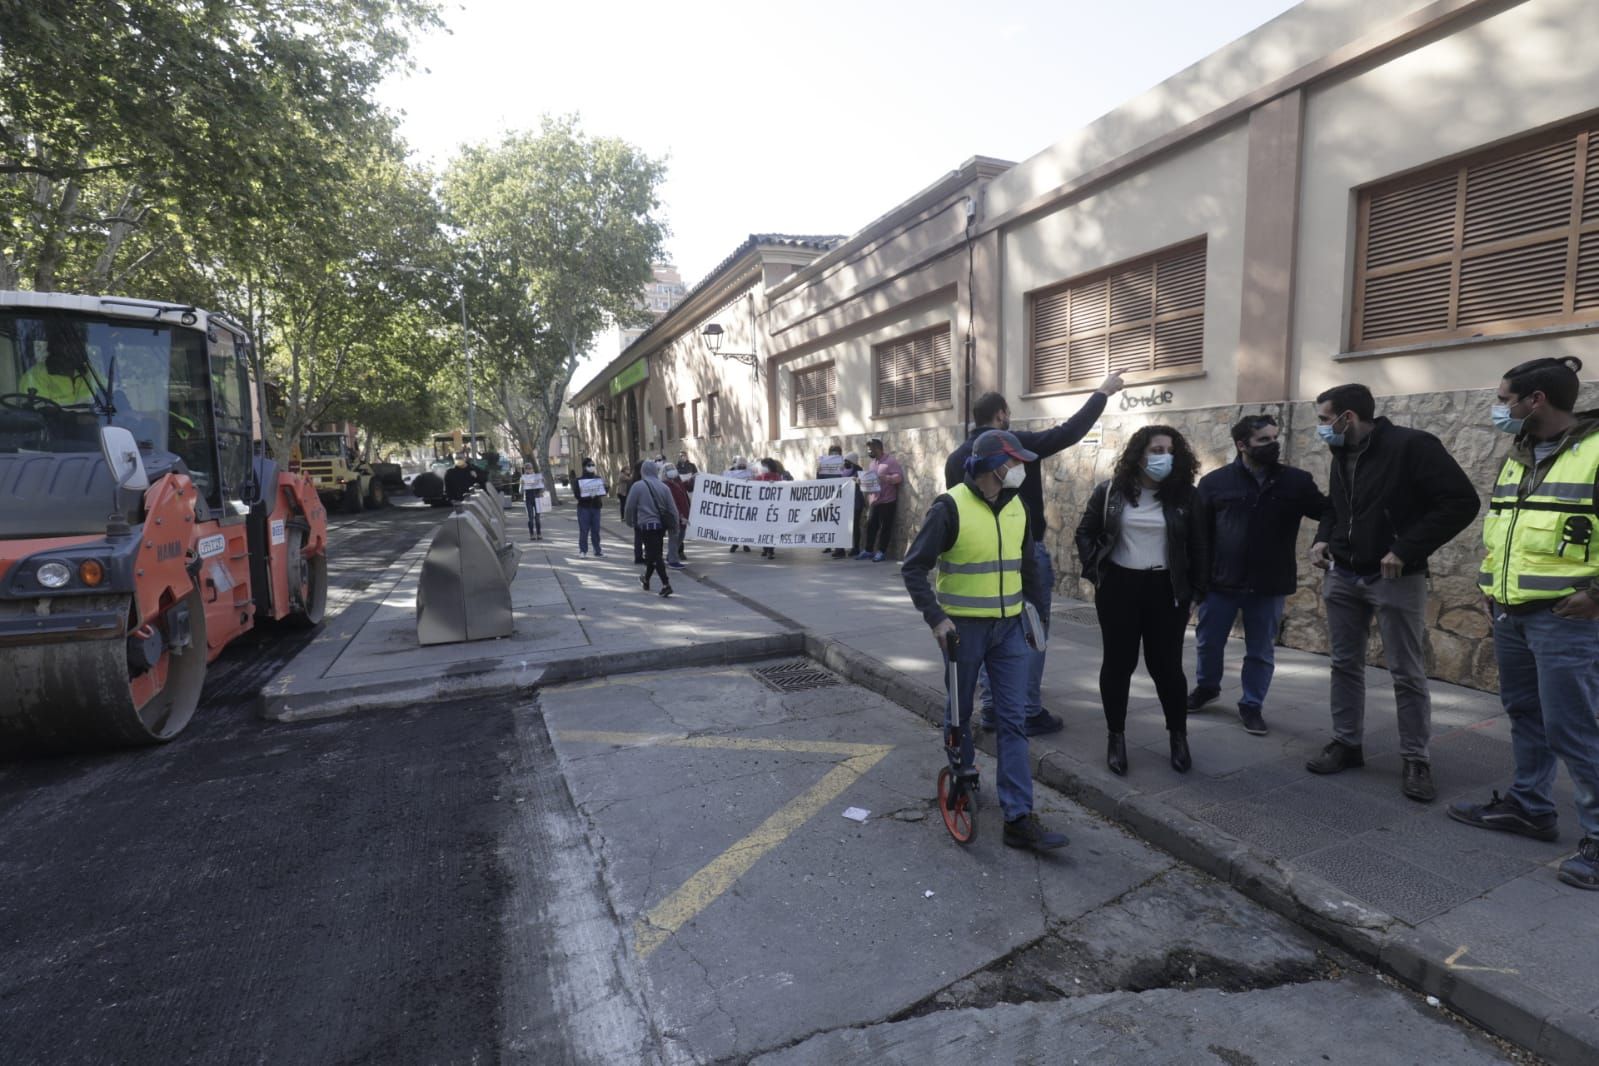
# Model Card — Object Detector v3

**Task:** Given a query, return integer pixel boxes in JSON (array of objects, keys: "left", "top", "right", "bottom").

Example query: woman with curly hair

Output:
[{"left": 1075, "top": 425, "right": 1210, "bottom": 776}]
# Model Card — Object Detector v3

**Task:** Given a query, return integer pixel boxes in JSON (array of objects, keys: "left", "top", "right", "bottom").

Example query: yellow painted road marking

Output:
[
  {"left": 1444, "top": 945, "right": 1520, "bottom": 975},
  {"left": 558, "top": 728, "right": 889, "bottom": 757},
  {"left": 554, "top": 728, "right": 893, "bottom": 959}
]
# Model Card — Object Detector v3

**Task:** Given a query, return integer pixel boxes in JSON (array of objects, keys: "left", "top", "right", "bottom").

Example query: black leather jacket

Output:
[{"left": 1074, "top": 479, "right": 1210, "bottom": 603}]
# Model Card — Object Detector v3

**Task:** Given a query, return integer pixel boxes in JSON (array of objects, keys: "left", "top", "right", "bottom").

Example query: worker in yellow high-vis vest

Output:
[
  {"left": 1450, "top": 355, "right": 1599, "bottom": 892},
  {"left": 18, "top": 348, "right": 98, "bottom": 406},
  {"left": 901, "top": 429, "right": 1067, "bottom": 853}
]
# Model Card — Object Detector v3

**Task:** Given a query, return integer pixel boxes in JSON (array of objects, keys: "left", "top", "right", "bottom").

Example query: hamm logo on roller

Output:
[{"left": 197, "top": 534, "right": 226, "bottom": 559}]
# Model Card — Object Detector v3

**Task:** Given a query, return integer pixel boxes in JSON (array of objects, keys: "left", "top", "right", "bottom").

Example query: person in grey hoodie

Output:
[{"left": 624, "top": 460, "right": 680, "bottom": 597}]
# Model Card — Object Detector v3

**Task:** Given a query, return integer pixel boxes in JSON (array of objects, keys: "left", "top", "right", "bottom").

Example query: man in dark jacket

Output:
[
  {"left": 944, "top": 372, "right": 1124, "bottom": 735},
  {"left": 1305, "top": 384, "right": 1480, "bottom": 802},
  {"left": 904, "top": 430, "right": 1066, "bottom": 852},
  {"left": 1190, "top": 414, "right": 1328, "bottom": 735},
  {"left": 443, "top": 455, "right": 477, "bottom": 503}
]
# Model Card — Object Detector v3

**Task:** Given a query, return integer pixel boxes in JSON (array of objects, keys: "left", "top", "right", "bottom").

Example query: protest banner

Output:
[
  {"left": 857, "top": 469, "right": 881, "bottom": 494},
  {"left": 689, "top": 473, "right": 853, "bottom": 547},
  {"left": 817, "top": 454, "right": 845, "bottom": 477},
  {"left": 578, "top": 477, "right": 607, "bottom": 498}
]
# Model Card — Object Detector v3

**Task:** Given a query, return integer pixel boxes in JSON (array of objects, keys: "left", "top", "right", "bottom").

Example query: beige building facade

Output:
[{"left": 572, "top": 0, "right": 1599, "bottom": 691}]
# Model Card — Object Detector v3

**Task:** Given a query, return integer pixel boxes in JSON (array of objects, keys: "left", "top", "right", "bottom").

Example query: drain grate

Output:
[
  {"left": 1055, "top": 603, "right": 1099, "bottom": 627},
  {"left": 752, "top": 660, "right": 843, "bottom": 693}
]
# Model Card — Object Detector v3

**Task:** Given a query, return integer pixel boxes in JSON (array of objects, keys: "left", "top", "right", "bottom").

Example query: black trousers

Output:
[
  {"left": 851, "top": 497, "right": 865, "bottom": 554},
  {"left": 640, "top": 526, "right": 668, "bottom": 588},
  {"left": 865, "top": 499, "right": 898, "bottom": 554},
  {"left": 1094, "top": 564, "right": 1189, "bottom": 734}
]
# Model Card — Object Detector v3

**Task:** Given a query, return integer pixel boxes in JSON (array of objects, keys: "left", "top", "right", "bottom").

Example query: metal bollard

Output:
[{"left": 415, "top": 498, "right": 522, "bottom": 645}]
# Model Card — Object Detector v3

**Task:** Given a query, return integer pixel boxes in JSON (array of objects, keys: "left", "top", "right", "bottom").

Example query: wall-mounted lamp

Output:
[{"left": 701, "top": 322, "right": 759, "bottom": 379}]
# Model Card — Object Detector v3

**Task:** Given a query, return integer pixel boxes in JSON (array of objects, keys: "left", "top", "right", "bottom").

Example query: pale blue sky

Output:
[{"left": 380, "top": 0, "right": 1300, "bottom": 288}]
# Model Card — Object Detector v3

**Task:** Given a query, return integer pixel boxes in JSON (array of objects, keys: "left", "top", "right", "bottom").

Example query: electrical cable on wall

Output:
[{"left": 962, "top": 195, "right": 977, "bottom": 433}]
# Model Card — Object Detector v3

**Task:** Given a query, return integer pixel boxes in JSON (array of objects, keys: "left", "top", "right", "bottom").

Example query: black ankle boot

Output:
[
  {"left": 1170, "top": 733, "right": 1192, "bottom": 773},
  {"left": 1107, "top": 732, "right": 1128, "bottom": 776}
]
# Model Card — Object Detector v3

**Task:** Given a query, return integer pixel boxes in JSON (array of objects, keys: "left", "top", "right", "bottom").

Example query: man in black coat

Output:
[
  {"left": 1189, "top": 414, "right": 1328, "bottom": 736},
  {"left": 1305, "top": 383, "right": 1481, "bottom": 802},
  {"left": 943, "top": 371, "right": 1123, "bottom": 735}
]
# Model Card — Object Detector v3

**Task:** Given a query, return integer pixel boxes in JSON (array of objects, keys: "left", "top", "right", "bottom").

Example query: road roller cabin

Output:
[{"left": 0, "top": 292, "right": 329, "bottom": 750}]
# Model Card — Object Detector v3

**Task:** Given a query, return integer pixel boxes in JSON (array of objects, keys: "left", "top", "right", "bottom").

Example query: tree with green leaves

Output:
[
  {"left": 0, "top": 0, "right": 440, "bottom": 293},
  {"left": 443, "top": 116, "right": 667, "bottom": 468}
]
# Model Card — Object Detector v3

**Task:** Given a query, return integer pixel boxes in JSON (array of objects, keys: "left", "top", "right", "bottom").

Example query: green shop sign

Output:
[{"left": 609, "top": 358, "right": 648, "bottom": 395}]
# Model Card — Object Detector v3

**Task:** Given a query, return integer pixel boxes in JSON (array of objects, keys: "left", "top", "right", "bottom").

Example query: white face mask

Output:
[
  {"left": 1001, "top": 463, "right": 1026, "bottom": 489},
  {"left": 1143, "top": 453, "right": 1174, "bottom": 481}
]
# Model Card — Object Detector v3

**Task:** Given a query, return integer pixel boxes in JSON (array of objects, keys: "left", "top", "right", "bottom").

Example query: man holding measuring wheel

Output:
[{"left": 902, "top": 430, "right": 1067, "bottom": 852}]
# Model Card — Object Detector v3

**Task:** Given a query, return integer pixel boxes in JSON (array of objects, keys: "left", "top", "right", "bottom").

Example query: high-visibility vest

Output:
[
  {"left": 1480, "top": 438, "right": 1599, "bottom": 605},
  {"left": 19, "top": 363, "right": 95, "bottom": 405},
  {"left": 935, "top": 483, "right": 1026, "bottom": 618}
]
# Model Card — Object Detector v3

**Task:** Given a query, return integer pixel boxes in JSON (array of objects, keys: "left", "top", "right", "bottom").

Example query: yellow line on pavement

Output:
[
  {"left": 631, "top": 748, "right": 892, "bottom": 958},
  {"left": 557, "top": 729, "right": 891, "bottom": 758}
]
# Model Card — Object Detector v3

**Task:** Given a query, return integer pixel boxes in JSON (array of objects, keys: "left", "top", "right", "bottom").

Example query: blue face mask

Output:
[
  {"left": 1316, "top": 415, "right": 1347, "bottom": 448},
  {"left": 1143, "top": 453, "right": 1173, "bottom": 481},
  {"left": 1491, "top": 403, "right": 1524, "bottom": 435}
]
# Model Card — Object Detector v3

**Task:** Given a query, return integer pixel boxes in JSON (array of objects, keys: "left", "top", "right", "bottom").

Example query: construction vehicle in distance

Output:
[
  {"left": 0, "top": 291, "right": 330, "bottom": 750},
  {"left": 294, "top": 427, "right": 386, "bottom": 513}
]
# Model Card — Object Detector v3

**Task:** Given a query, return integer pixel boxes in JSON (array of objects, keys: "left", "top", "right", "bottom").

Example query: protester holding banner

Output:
[
  {"left": 755, "top": 459, "right": 785, "bottom": 559},
  {"left": 624, "top": 461, "right": 679, "bottom": 598},
  {"left": 676, "top": 451, "right": 699, "bottom": 490},
  {"left": 725, "top": 458, "right": 754, "bottom": 552},
  {"left": 662, "top": 465, "right": 691, "bottom": 569},
  {"left": 575, "top": 457, "right": 606, "bottom": 557},
  {"left": 841, "top": 451, "right": 866, "bottom": 559},
  {"left": 858, "top": 437, "right": 905, "bottom": 562},
  {"left": 519, "top": 462, "right": 546, "bottom": 541}
]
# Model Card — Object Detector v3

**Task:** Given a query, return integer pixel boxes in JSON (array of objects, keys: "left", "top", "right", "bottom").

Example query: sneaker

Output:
[
  {"left": 1402, "top": 759, "right": 1437, "bottom": 803},
  {"left": 1305, "top": 740, "right": 1364, "bottom": 774},
  {"left": 871, "top": 551, "right": 886, "bottom": 562},
  {"left": 1447, "top": 790, "right": 1559, "bottom": 841},
  {"left": 1023, "top": 712, "right": 1065, "bottom": 737},
  {"left": 730, "top": 545, "right": 739, "bottom": 554},
  {"left": 667, "top": 562, "right": 687, "bottom": 570},
  {"left": 594, "top": 551, "right": 603, "bottom": 558},
  {"left": 1187, "top": 686, "right": 1220, "bottom": 712},
  {"left": 1003, "top": 813, "right": 1070, "bottom": 852},
  {"left": 581, "top": 552, "right": 588, "bottom": 558},
  {"left": 1238, "top": 704, "right": 1268, "bottom": 736},
  {"left": 854, "top": 551, "right": 873, "bottom": 560},
  {"left": 742, "top": 545, "right": 751, "bottom": 553},
  {"left": 1558, "top": 838, "right": 1599, "bottom": 890},
  {"left": 659, "top": 585, "right": 674, "bottom": 599},
  {"left": 832, "top": 549, "right": 847, "bottom": 559}
]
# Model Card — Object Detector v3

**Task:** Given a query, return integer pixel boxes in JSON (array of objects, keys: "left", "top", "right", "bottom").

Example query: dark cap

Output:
[
  {"left": 969, "top": 429, "right": 1038, "bottom": 472},
  {"left": 866, "top": 437, "right": 884, "bottom": 448}
]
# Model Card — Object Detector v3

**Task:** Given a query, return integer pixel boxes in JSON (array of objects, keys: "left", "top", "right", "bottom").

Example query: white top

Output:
[{"left": 1108, "top": 491, "right": 1169, "bottom": 570}]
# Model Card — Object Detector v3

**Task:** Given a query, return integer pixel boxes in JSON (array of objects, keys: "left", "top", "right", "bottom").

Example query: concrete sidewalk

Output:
[{"left": 261, "top": 501, "right": 1598, "bottom": 1062}]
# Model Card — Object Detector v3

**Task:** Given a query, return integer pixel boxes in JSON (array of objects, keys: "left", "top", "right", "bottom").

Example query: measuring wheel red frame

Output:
[{"left": 935, "top": 635, "right": 980, "bottom": 845}]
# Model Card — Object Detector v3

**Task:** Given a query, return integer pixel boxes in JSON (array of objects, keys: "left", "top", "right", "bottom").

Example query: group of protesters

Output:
[{"left": 899, "top": 357, "right": 1599, "bottom": 891}]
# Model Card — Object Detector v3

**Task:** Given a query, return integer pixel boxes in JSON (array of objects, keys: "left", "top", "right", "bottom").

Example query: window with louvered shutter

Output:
[
  {"left": 874, "top": 326, "right": 953, "bottom": 414},
  {"left": 793, "top": 363, "right": 837, "bottom": 426},
  {"left": 1028, "top": 240, "right": 1206, "bottom": 392},
  {"left": 1353, "top": 120, "right": 1599, "bottom": 348}
]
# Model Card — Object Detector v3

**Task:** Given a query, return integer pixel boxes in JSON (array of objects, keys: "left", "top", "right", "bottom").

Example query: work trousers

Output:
[
  {"left": 951, "top": 615, "right": 1034, "bottom": 821},
  {"left": 1095, "top": 564, "right": 1189, "bottom": 734},
  {"left": 865, "top": 499, "right": 898, "bottom": 554},
  {"left": 639, "top": 525, "right": 668, "bottom": 588},
  {"left": 1194, "top": 590, "right": 1286, "bottom": 710},
  {"left": 1493, "top": 606, "right": 1599, "bottom": 838},
  {"left": 1324, "top": 569, "right": 1431, "bottom": 760},
  {"left": 577, "top": 507, "right": 602, "bottom": 554},
  {"left": 979, "top": 542, "right": 1054, "bottom": 722}
]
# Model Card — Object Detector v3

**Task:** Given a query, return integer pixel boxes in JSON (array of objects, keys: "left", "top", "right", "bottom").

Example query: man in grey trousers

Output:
[{"left": 1305, "top": 384, "right": 1480, "bottom": 802}]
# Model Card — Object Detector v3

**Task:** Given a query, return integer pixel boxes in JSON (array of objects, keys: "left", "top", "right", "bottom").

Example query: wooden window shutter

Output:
[
  {"left": 794, "top": 364, "right": 836, "bottom": 425},
  {"left": 1028, "top": 240, "right": 1206, "bottom": 390},
  {"left": 1354, "top": 120, "right": 1599, "bottom": 348},
  {"left": 875, "top": 326, "right": 952, "bottom": 413}
]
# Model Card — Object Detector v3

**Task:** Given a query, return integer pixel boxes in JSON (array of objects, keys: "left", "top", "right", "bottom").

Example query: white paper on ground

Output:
[{"left": 841, "top": 806, "right": 870, "bottom": 822}]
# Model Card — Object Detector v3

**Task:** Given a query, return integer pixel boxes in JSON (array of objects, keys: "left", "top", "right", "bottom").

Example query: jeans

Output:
[
  {"left": 667, "top": 524, "right": 684, "bottom": 565},
  {"left": 951, "top": 615, "right": 1034, "bottom": 821},
  {"left": 526, "top": 496, "right": 542, "bottom": 537},
  {"left": 1194, "top": 590, "right": 1285, "bottom": 710},
  {"left": 639, "top": 524, "right": 668, "bottom": 587},
  {"left": 979, "top": 542, "right": 1053, "bottom": 722},
  {"left": 865, "top": 499, "right": 898, "bottom": 554},
  {"left": 1324, "top": 568, "right": 1431, "bottom": 760},
  {"left": 1095, "top": 564, "right": 1189, "bottom": 734},
  {"left": 1493, "top": 607, "right": 1599, "bottom": 838},
  {"left": 577, "top": 507, "right": 602, "bottom": 554}
]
